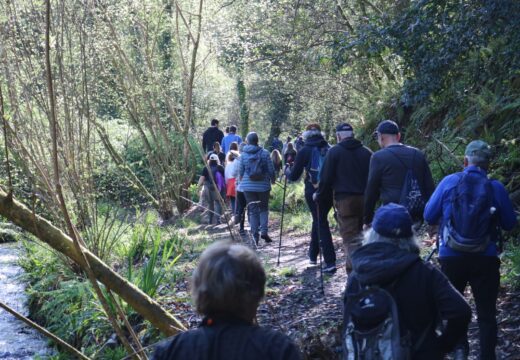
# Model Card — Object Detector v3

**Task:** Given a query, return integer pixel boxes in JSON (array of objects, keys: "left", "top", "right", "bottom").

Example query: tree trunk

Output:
[
  {"left": 0, "top": 190, "right": 185, "bottom": 336},
  {"left": 237, "top": 78, "right": 249, "bottom": 138}
]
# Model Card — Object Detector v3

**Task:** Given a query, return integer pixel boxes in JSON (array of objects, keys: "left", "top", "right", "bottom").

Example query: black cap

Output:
[
  {"left": 376, "top": 120, "right": 399, "bottom": 135},
  {"left": 336, "top": 123, "right": 353, "bottom": 132}
]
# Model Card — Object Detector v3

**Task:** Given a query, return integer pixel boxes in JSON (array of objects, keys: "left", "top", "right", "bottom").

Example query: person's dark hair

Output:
[
  {"left": 191, "top": 241, "right": 266, "bottom": 320},
  {"left": 246, "top": 132, "right": 259, "bottom": 146},
  {"left": 287, "top": 142, "right": 295, "bottom": 151},
  {"left": 213, "top": 142, "right": 221, "bottom": 152},
  {"left": 229, "top": 141, "right": 239, "bottom": 151},
  {"left": 208, "top": 159, "right": 218, "bottom": 166},
  {"left": 211, "top": 118, "right": 219, "bottom": 126},
  {"left": 225, "top": 126, "right": 230, "bottom": 134},
  {"left": 230, "top": 125, "right": 237, "bottom": 133}
]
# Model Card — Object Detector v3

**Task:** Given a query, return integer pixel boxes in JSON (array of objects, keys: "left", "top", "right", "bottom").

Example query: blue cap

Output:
[
  {"left": 376, "top": 120, "right": 399, "bottom": 135},
  {"left": 372, "top": 203, "right": 413, "bottom": 238}
]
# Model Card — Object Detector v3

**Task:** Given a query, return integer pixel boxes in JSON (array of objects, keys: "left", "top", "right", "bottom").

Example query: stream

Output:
[{"left": 0, "top": 243, "right": 52, "bottom": 359}]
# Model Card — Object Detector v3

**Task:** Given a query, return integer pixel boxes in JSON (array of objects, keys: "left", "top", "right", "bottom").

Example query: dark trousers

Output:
[
  {"left": 304, "top": 183, "right": 336, "bottom": 266},
  {"left": 236, "top": 191, "right": 247, "bottom": 230},
  {"left": 440, "top": 256, "right": 500, "bottom": 360}
]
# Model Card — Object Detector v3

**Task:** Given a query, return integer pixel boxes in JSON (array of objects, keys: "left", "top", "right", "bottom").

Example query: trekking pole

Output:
[
  {"left": 316, "top": 199, "right": 325, "bottom": 295},
  {"left": 277, "top": 174, "right": 288, "bottom": 266}
]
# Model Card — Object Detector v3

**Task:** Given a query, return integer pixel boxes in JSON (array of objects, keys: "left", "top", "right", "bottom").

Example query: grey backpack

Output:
[{"left": 343, "top": 283, "right": 411, "bottom": 360}]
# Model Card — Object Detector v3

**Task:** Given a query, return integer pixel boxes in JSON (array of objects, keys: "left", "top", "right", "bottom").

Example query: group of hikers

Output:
[{"left": 156, "top": 117, "right": 517, "bottom": 360}]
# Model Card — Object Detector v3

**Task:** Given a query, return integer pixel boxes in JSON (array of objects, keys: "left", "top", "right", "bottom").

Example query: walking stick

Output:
[
  {"left": 316, "top": 198, "right": 325, "bottom": 295},
  {"left": 277, "top": 174, "right": 288, "bottom": 266}
]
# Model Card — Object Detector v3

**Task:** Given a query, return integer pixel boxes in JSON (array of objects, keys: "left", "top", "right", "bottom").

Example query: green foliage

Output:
[
  {"left": 503, "top": 241, "right": 520, "bottom": 290},
  {"left": 270, "top": 181, "right": 306, "bottom": 213}
]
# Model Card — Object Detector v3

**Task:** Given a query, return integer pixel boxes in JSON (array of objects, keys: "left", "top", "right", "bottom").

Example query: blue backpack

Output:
[
  {"left": 308, "top": 145, "right": 329, "bottom": 188},
  {"left": 247, "top": 149, "right": 265, "bottom": 181},
  {"left": 444, "top": 172, "right": 494, "bottom": 252}
]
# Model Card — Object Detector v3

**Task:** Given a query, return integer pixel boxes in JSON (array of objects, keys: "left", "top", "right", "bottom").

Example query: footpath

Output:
[{"left": 199, "top": 218, "right": 520, "bottom": 360}]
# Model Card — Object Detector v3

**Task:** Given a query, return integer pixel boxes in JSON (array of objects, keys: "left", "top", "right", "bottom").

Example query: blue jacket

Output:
[
  {"left": 221, "top": 133, "right": 242, "bottom": 154},
  {"left": 239, "top": 145, "right": 274, "bottom": 192},
  {"left": 424, "top": 166, "right": 517, "bottom": 257}
]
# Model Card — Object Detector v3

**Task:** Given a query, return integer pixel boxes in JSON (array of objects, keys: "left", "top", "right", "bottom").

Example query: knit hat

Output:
[
  {"left": 246, "top": 132, "right": 259, "bottom": 145},
  {"left": 372, "top": 203, "right": 413, "bottom": 238},
  {"left": 375, "top": 120, "right": 399, "bottom": 135},
  {"left": 465, "top": 140, "right": 491, "bottom": 159}
]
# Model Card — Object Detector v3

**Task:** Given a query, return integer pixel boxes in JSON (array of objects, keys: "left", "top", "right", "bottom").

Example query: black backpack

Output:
[
  {"left": 343, "top": 281, "right": 412, "bottom": 360},
  {"left": 388, "top": 149, "right": 425, "bottom": 220}
]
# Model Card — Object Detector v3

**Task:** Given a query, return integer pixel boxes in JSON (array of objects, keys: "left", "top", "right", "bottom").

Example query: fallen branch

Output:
[
  {"left": 0, "top": 188, "right": 186, "bottom": 336},
  {"left": 0, "top": 300, "right": 91, "bottom": 360}
]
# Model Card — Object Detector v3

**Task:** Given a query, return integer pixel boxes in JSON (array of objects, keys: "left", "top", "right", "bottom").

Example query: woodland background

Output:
[{"left": 0, "top": 0, "right": 519, "bottom": 359}]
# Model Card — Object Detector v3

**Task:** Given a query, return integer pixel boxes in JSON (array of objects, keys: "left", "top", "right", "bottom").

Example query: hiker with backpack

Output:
[
  {"left": 363, "top": 120, "right": 435, "bottom": 228},
  {"left": 152, "top": 241, "right": 302, "bottom": 360},
  {"left": 344, "top": 203, "right": 471, "bottom": 360},
  {"left": 239, "top": 132, "right": 276, "bottom": 245},
  {"left": 198, "top": 154, "right": 226, "bottom": 225},
  {"left": 315, "top": 123, "right": 372, "bottom": 274},
  {"left": 285, "top": 124, "right": 336, "bottom": 274},
  {"left": 424, "top": 140, "right": 517, "bottom": 360}
]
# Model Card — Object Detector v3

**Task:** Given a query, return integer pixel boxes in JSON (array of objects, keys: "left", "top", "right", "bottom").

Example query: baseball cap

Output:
[
  {"left": 375, "top": 120, "right": 399, "bottom": 135},
  {"left": 465, "top": 140, "right": 492, "bottom": 159},
  {"left": 372, "top": 203, "right": 413, "bottom": 238},
  {"left": 209, "top": 154, "right": 219, "bottom": 161},
  {"left": 336, "top": 123, "right": 354, "bottom": 132}
]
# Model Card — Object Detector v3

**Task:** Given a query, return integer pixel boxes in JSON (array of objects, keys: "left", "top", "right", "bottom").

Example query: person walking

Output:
[
  {"left": 283, "top": 142, "right": 297, "bottom": 165},
  {"left": 363, "top": 120, "right": 435, "bottom": 227},
  {"left": 424, "top": 140, "right": 517, "bottom": 360},
  {"left": 239, "top": 132, "right": 276, "bottom": 245},
  {"left": 198, "top": 154, "right": 226, "bottom": 225},
  {"left": 221, "top": 125, "right": 242, "bottom": 154},
  {"left": 282, "top": 136, "right": 292, "bottom": 156},
  {"left": 286, "top": 124, "right": 336, "bottom": 274},
  {"left": 233, "top": 143, "right": 248, "bottom": 235},
  {"left": 315, "top": 123, "right": 372, "bottom": 274},
  {"left": 225, "top": 150, "right": 240, "bottom": 219},
  {"left": 202, "top": 118, "right": 224, "bottom": 153},
  {"left": 152, "top": 241, "right": 302, "bottom": 360},
  {"left": 207, "top": 141, "right": 226, "bottom": 164},
  {"left": 344, "top": 203, "right": 471, "bottom": 359}
]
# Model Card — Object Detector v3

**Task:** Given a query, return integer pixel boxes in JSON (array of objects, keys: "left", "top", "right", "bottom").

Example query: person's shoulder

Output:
[
  {"left": 152, "top": 330, "right": 203, "bottom": 360},
  {"left": 252, "top": 326, "right": 302, "bottom": 359}
]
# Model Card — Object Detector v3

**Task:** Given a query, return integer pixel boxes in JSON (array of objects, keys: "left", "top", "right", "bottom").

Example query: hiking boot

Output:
[
  {"left": 322, "top": 264, "right": 337, "bottom": 275},
  {"left": 260, "top": 234, "right": 273, "bottom": 243}
]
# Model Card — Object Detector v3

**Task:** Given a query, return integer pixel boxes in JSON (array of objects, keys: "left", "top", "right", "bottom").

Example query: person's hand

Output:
[
  {"left": 363, "top": 223, "right": 371, "bottom": 231},
  {"left": 312, "top": 192, "right": 318, "bottom": 202}
]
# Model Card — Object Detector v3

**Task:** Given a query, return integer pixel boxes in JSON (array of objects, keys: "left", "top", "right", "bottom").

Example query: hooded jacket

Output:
[
  {"left": 239, "top": 144, "right": 275, "bottom": 192},
  {"left": 345, "top": 242, "right": 471, "bottom": 359},
  {"left": 286, "top": 130, "right": 329, "bottom": 186},
  {"left": 317, "top": 138, "right": 372, "bottom": 201}
]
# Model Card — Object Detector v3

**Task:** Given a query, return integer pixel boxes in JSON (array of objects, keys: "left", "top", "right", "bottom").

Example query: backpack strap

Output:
[{"left": 386, "top": 147, "right": 415, "bottom": 171}]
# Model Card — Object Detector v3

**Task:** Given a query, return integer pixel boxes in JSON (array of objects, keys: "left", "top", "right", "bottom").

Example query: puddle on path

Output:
[{"left": 0, "top": 243, "right": 52, "bottom": 359}]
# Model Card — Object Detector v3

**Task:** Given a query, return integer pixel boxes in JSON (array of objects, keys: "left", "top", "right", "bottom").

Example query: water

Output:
[{"left": 0, "top": 243, "right": 52, "bottom": 359}]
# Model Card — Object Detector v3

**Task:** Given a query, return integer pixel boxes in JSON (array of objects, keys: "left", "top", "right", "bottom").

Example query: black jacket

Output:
[
  {"left": 345, "top": 242, "right": 471, "bottom": 359},
  {"left": 152, "top": 316, "right": 302, "bottom": 360},
  {"left": 317, "top": 138, "right": 372, "bottom": 201},
  {"left": 202, "top": 127, "right": 224, "bottom": 153},
  {"left": 286, "top": 133, "right": 328, "bottom": 186},
  {"left": 363, "top": 144, "right": 435, "bottom": 224}
]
